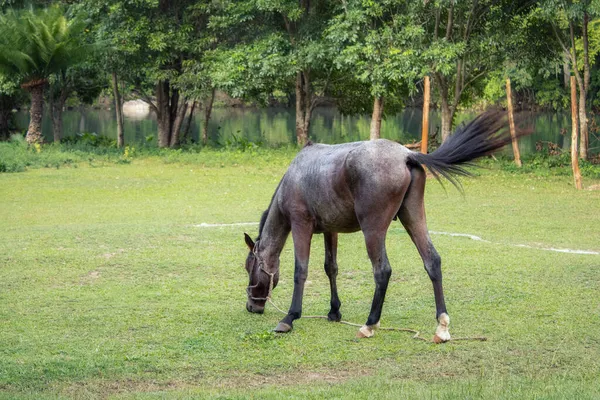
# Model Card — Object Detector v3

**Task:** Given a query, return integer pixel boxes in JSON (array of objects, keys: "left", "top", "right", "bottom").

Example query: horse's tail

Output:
[{"left": 406, "top": 110, "right": 529, "bottom": 190}]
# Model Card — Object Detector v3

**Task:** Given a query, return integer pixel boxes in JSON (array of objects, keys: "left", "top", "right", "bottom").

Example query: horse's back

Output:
[
  {"left": 344, "top": 139, "right": 412, "bottom": 203},
  {"left": 278, "top": 140, "right": 413, "bottom": 233}
]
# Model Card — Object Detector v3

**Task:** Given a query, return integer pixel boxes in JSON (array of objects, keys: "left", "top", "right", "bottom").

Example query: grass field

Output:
[{"left": 1, "top": 152, "right": 599, "bottom": 399}]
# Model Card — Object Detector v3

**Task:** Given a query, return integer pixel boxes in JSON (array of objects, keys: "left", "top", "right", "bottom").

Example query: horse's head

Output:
[{"left": 244, "top": 233, "right": 279, "bottom": 314}]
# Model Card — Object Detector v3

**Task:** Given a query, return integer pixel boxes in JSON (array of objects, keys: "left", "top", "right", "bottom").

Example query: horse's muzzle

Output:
[{"left": 246, "top": 301, "right": 265, "bottom": 314}]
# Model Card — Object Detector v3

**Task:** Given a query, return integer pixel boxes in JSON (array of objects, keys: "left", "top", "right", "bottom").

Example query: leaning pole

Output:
[
  {"left": 505, "top": 78, "right": 522, "bottom": 167},
  {"left": 421, "top": 76, "right": 430, "bottom": 154},
  {"left": 570, "top": 75, "right": 583, "bottom": 190}
]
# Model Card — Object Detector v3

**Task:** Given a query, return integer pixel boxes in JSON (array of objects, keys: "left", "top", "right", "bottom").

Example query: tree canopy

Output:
[{"left": 0, "top": 0, "right": 599, "bottom": 153}]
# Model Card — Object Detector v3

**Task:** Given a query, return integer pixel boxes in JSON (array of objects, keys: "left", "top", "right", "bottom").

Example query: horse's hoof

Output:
[
  {"left": 327, "top": 311, "right": 342, "bottom": 322},
  {"left": 433, "top": 313, "right": 451, "bottom": 344},
  {"left": 433, "top": 333, "right": 451, "bottom": 344},
  {"left": 356, "top": 322, "right": 380, "bottom": 338},
  {"left": 274, "top": 322, "right": 293, "bottom": 333}
]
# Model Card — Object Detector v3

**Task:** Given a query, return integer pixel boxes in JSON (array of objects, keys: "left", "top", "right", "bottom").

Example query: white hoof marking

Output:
[
  {"left": 357, "top": 322, "right": 380, "bottom": 338},
  {"left": 434, "top": 313, "right": 451, "bottom": 343}
]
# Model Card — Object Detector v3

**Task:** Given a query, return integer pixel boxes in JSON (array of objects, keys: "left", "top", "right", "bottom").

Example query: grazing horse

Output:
[{"left": 244, "top": 111, "right": 524, "bottom": 342}]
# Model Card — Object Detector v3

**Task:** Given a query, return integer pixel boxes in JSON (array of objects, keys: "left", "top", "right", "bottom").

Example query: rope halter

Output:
[{"left": 246, "top": 249, "right": 275, "bottom": 302}]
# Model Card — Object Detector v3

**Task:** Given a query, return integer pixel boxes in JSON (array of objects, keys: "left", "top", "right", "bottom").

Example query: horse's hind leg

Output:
[
  {"left": 398, "top": 166, "right": 451, "bottom": 343},
  {"left": 357, "top": 228, "right": 392, "bottom": 338},
  {"left": 324, "top": 232, "right": 341, "bottom": 322}
]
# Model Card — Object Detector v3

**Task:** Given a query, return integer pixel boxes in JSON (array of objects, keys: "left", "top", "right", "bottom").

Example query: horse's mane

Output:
[
  {"left": 256, "top": 174, "right": 285, "bottom": 241},
  {"left": 257, "top": 209, "right": 269, "bottom": 240}
]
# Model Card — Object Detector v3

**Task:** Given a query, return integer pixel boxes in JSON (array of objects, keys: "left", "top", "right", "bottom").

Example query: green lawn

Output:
[{"left": 1, "top": 154, "right": 599, "bottom": 399}]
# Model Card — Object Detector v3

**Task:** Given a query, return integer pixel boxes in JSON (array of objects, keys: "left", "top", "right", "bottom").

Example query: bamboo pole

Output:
[
  {"left": 570, "top": 75, "right": 583, "bottom": 190},
  {"left": 421, "top": 76, "right": 430, "bottom": 154},
  {"left": 505, "top": 78, "right": 522, "bottom": 167}
]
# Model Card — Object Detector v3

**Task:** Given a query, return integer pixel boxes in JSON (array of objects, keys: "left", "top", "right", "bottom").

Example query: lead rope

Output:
[{"left": 263, "top": 273, "right": 486, "bottom": 343}]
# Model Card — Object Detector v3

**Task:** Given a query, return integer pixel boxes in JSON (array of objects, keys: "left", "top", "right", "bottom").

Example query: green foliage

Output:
[
  {"left": 0, "top": 134, "right": 77, "bottom": 172},
  {"left": 0, "top": 6, "right": 91, "bottom": 86},
  {"left": 535, "top": 79, "right": 570, "bottom": 110},
  {"left": 61, "top": 132, "right": 117, "bottom": 147},
  {"left": 208, "top": 0, "right": 338, "bottom": 107},
  {"left": 480, "top": 151, "right": 600, "bottom": 179},
  {"left": 326, "top": 0, "right": 424, "bottom": 108},
  {"left": 223, "top": 132, "right": 263, "bottom": 151}
]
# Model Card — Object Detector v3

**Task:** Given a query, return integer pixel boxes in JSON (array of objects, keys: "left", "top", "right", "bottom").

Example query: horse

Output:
[{"left": 243, "top": 111, "right": 526, "bottom": 342}]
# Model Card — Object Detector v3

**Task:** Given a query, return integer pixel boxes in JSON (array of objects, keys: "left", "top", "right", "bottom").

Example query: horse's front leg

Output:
[
  {"left": 324, "top": 232, "right": 342, "bottom": 322},
  {"left": 274, "top": 223, "right": 313, "bottom": 333}
]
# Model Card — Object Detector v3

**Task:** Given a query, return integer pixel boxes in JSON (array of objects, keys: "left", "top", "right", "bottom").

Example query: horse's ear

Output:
[{"left": 244, "top": 233, "right": 255, "bottom": 251}]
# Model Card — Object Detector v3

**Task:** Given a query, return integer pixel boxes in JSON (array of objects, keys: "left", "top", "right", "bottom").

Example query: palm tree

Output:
[{"left": 0, "top": 7, "right": 87, "bottom": 144}]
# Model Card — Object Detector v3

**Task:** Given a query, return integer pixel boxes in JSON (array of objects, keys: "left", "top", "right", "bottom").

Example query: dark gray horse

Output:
[{"left": 244, "top": 111, "right": 525, "bottom": 342}]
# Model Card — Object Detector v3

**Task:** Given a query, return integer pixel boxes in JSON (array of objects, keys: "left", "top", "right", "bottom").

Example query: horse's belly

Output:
[{"left": 312, "top": 205, "right": 361, "bottom": 233}]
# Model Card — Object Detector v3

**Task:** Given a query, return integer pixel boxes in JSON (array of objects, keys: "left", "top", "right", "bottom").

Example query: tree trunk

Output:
[
  {"left": 0, "top": 94, "right": 13, "bottom": 141},
  {"left": 169, "top": 99, "right": 188, "bottom": 148},
  {"left": 295, "top": 71, "right": 312, "bottom": 146},
  {"left": 155, "top": 80, "right": 186, "bottom": 148},
  {"left": 50, "top": 87, "right": 69, "bottom": 143},
  {"left": 51, "top": 97, "right": 63, "bottom": 143},
  {"left": 156, "top": 80, "right": 171, "bottom": 148},
  {"left": 26, "top": 83, "right": 45, "bottom": 144},
  {"left": 202, "top": 88, "right": 216, "bottom": 145},
  {"left": 580, "top": 12, "right": 590, "bottom": 160},
  {"left": 568, "top": 19, "right": 588, "bottom": 161},
  {"left": 578, "top": 90, "right": 587, "bottom": 160},
  {"left": 369, "top": 96, "right": 384, "bottom": 140},
  {"left": 562, "top": 55, "right": 570, "bottom": 90},
  {"left": 182, "top": 101, "right": 196, "bottom": 144},
  {"left": 112, "top": 72, "right": 125, "bottom": 147},
  {"left": 440, "top": 98, "right": 452, "bottom": 142},
  {"left": 434, "top": 72, "right": 453, "bottom": 142}
]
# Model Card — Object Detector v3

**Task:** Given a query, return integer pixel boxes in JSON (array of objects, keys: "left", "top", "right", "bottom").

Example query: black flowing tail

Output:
[{"left": 407, "top": 111, "right": 529, "bottom": 189}]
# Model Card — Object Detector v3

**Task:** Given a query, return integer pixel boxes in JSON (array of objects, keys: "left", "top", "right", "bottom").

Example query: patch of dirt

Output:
[
  {"left": 56, "top": 367, "right": 372, "bottom": 398},
  {"left": 101, "top": 249, "right": 125, "bottom": 259},
  {"left": 58, "top": 378, "right": 194, "bottom": 399},
  {"left": 221, "top": 367, "right": 369, "bottom": 389},
  {"left": 79, "top": 270, "right": 101, "bottom": 285},
  {"left": 586, "top": 184, "right": 600, "bottom": 191}
]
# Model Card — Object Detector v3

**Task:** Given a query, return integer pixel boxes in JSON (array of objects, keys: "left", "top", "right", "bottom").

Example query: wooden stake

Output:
[
  {"left": 421, "top": 76, "right": 430, "bottom": 154},
  {"left": 570, "top": 75, "right": 583, "bottom": 190},
  {"left": 505, "top": 78, "right": 521, "bottom": 167}
]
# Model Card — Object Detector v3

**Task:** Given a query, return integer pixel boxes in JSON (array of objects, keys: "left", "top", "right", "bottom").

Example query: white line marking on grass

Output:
[
  {"left": 431, "top": 230, "right": 599, "bottom": 255},
  {"left": 194, "top": 222, "right": 259, "bottom": 228},
  {"left": 194, "top": 223, "right": 599, "bottom": 255},
  {"left": 512, "top": 244, "right": 600, "bottom": 255},
  {"left": 430, "top": 231, "right": 491, "bottom": 243}
]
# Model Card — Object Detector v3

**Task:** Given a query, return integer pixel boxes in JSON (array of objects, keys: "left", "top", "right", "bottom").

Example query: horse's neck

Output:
[{"left": 258, "top": 204, "right": 289, "bottom": 266}]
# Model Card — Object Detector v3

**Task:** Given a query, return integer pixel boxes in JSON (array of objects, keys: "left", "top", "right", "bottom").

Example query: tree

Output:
[
  {"left": 211, "top": 0, "right": 338, "bottom": 146},
  {"left": 546, "top": 0, "right": 599, "bottom": 160},
  {"left": 0, "top": 6, "right": 89, "bottom": 144},
  {"left": 417, "top": 1, "right": 520, "bottom": 142},
  {"left": 83, "top": 0, "right": 220, "bottom": 148},
  {"left": 47, "top": 63, "right": 105, "bottom": 142},
  {"left": 327, "top": 0, "right": 424, "bottom": 139}
]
